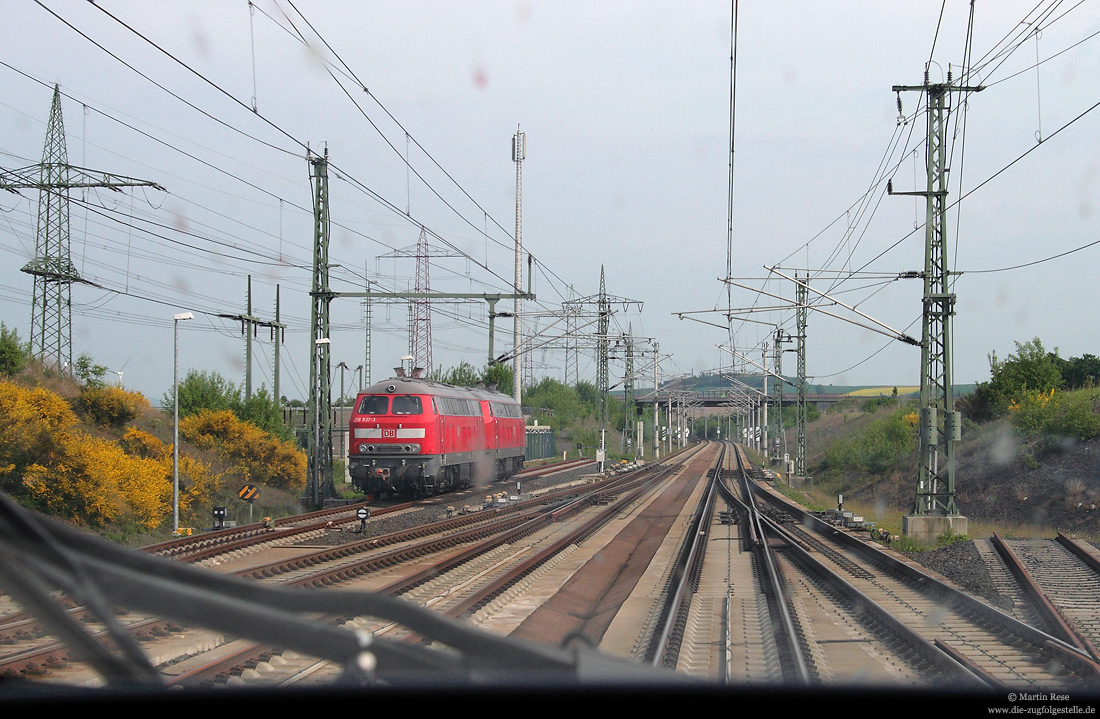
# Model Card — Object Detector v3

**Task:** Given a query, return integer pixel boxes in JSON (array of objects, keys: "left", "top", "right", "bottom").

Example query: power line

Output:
[
  {"left": 33, "top": 0, "right": 301, "bottom": 157},
  {"left": 76, "top": 1, "right": 540, "bottom": 303}
]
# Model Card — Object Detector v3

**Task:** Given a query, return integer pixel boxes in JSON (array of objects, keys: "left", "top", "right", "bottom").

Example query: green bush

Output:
[
  {"left": 822, "top": 406, "right": 916, "bottom": 477},
  {"left": 968, "top": 338, "right": 1064, "bottom": 420},
  {"left": 1009, "top": 387, "right": 1100, "bottom": 441},
  {"left": 162, "top": 369, "right": 239, "bottom": 417},
  {"left": 1045, "top": 389, "right": 1100, "bottom": 440},
  {"left": 935, "top": 530, "right": 971, "bottom": 547},
  {"left": 0, "top": 323, "right": 27, "bottom": 377},
  {"left": 74, "top": 352, "right": 108, "bottom": 388}
]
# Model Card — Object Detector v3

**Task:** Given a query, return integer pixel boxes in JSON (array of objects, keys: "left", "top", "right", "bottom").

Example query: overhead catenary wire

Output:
[
  {"left": 49, "top": 2, "right": 553, "bottom": 309},
  {"left": 0, "top": 55, "right": 540, "bottom": 351},
  {"left": 275, "top": 1, "right": 580, "bottom": 314}
]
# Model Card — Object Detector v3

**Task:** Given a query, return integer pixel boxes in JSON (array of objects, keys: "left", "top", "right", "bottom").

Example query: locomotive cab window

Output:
[
  {"left": 392, "top": 395, "right": 423, "bottom": 415},
  {"left": 358, "top": 395, "right": 389, "bottom": 415}
]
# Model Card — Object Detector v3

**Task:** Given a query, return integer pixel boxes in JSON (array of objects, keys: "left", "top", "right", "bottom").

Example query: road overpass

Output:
[{"left": 635, "top": 389, "right": 850, "bottom": 409}]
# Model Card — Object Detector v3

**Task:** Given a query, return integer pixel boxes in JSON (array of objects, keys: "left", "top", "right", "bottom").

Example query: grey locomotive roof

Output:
[{"left": 360, "top": 376, "right": 516, "bottom": 404}]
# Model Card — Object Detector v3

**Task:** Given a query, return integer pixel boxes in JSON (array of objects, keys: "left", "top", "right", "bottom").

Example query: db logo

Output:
[{"left": 382, "top": 429, "right": 397, "bottom": 438}]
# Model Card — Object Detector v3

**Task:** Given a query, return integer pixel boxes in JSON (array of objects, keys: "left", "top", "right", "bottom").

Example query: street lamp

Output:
[
  {"left": 173, "top": 311, "right": 194, "bottom": 534},
  {"left": 336, "top": 361, "right": 349, "bottom": 406}
]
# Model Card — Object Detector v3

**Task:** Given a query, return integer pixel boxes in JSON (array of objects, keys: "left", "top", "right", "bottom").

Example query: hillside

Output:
[
  {"left": 800, "top": 400, "right": 1100, "bottom": 537},
  {"left": 0, "top": 360, "right": 307, "bottom": 543}
]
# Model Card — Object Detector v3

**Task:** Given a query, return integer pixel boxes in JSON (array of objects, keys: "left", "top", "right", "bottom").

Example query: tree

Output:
[
  {"left": 433, "top": 361, "right": 482, "bottom": 387},
  {"left": 1061, "top": 353, "right": 1100, "bottom": 389},
  {"left": 74, "top": 352, "right": 108, "bottom": 388},
  {"left": 163, "top": 370, "right": 239, "bottom": 417},
  {"left": 575, "top": 380, "right": 598, "bottom": 410},
  {"left": 162, "top": 371, "right": 294, "bottom": 442},
  {"left": 524, "top": 378, "right": 587, "bottom": 429},
  {"left": 481, "top": 363, "right": 513, "bottom": 392},
  {"left": 984, "top": 338, "right": 1064, "bottom": 417},
  {"left": 0, "top": 323, "right": 27, "bottom": 377},
  {"left": 236, "top": 386, "right": 291, "bottom": 441}
]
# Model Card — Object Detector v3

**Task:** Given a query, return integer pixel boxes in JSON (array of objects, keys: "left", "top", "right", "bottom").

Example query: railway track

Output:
[
  {"left": 6, "top": 444, "right": 1100, "bottom": 697},
  {"left": 144, "top": 457, "right": 596, "bottom": 565},
  {"left": 982, "top": 533, "right": 1100, "bottom": 663},
  {"left": 0, "top": 458, "right": 599, "bottom": 685},
  {"left": 165, "top": 450, "right": 703, "bottom": 686},
  {"left": 738, "top": 447, "right": 1100, "bottom": 690},
  {"left": 0, "top": 455, "right": 685, "bottom": 688}
]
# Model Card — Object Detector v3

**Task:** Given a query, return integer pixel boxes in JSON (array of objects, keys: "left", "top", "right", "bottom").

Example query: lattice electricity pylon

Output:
[
  {"left": 545, "top": 288, "right": 601, "bottom": 387},
  {"left": 562, "top": 266, "right": 642, "bottom": 430},
  {"left": 563, "top": 298, "right": 583, "bottom": 386},
  {"left": 413, "top": 227, "right": 433, "bottom": 375},
  {"left": 772, "top": 328, "right": 793, "bottom": 466},
  {"left": 376, "top": 230, "right": 463, "bottom": 377},
  {"left": 1, "top": 85, "right": 161, "bottom": 371},
  {"left": 524, "top": 316, "right": 536, "bottom": 389}
]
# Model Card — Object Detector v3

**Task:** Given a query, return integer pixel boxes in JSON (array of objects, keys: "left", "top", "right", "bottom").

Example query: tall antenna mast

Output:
[{"left": 512, "top": 126, "right": 526, "bottom": 402}]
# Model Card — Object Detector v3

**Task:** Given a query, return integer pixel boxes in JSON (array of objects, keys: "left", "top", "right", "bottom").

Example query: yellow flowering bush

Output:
[
  {"left": 180, "top": 410, "right": 305, "bottom": 493},
  {"left": 78, "top": 385, "right": 149, "bottom": 427},
  {"left": 119, "top": 427, "right": 169, "bottom": 460},
  {"left": 118, "top": 427, "right": 222, "bottom": 519},
  {"left": 18, "top": 429, "right": 168, "bottom": 528},
  {"left": 0, "top": 380, "right": 78, "bottom": 489},
  {"left": 1009, "top": 387, "right": 1100, "bottom": 440},
  {"left": 0, "top": 381, "right": 223, "bottom": 529}
]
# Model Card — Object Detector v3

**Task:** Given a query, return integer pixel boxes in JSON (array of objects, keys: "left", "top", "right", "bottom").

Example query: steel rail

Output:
[
  {"left": 144, "top": 458, "right": 594, "bottom": 560},
  {"left": 746, "top": 471, "right": 1100, "bottom": 683},
  {"left": 164, "top": 461, "right": 682, "bottom": 685},
  {"left": 419, "top": 467, "right": 679, "bottom": 624},
  {"left": 755, "top": 506, "right": 986, "bottom": 687},
  {"left": 1055, "top": 532, "right": 1100, "bottom": 576},
  {"left": 990, "top": 532, "right": 1100, "bottom": 666},
  {"left": 724, "top": 443, "right": 811, "bottom": 685},
  {"left": 650, "top": 443, "right": 722, "bottom": 668}
]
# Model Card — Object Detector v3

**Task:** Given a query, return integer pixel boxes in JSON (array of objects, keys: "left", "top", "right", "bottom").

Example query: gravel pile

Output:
[{"left": 900, "top": 540, "right": 1013, "bottom": 610}]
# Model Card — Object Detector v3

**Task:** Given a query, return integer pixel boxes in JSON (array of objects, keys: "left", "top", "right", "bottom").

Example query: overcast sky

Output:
[{"left": 2, "top": 1, "right": 1100, "bottom": 403}]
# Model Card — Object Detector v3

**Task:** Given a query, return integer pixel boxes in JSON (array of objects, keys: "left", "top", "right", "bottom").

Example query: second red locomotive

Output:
[{"left": 347, "top": 372, "right": 526, "bottom": 498}]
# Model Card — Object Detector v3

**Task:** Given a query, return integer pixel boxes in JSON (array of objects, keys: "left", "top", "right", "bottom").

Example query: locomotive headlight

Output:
[{"left": 358, "top": 443, "right": 370, "bottom": 453}]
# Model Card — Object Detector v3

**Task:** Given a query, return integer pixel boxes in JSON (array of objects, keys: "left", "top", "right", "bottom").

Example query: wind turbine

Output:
[{"left": 110, "top": 359, "right": 132, "bottom": 387}]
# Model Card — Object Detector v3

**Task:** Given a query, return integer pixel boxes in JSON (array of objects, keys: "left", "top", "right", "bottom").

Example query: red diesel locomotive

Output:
[{"left": 347, "top": 373, "right": 526, "bottom": 498}]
